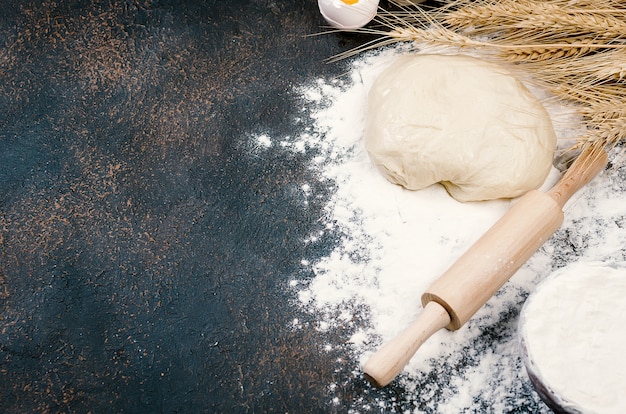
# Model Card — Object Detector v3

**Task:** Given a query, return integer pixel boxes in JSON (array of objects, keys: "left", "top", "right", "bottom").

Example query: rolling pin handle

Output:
[{"left": 363, "top": 301, "right": 451, "bottom": 387}]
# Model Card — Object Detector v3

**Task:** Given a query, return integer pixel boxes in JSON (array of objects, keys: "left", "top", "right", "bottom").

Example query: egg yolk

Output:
[{"left": 341, "top": 0, "right": 359, "bottom": 4}]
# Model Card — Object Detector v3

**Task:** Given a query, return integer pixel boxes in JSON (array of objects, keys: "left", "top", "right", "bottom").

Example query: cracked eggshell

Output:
[{"left": 318, "top": 0, "right": 379, "bottom": 30}]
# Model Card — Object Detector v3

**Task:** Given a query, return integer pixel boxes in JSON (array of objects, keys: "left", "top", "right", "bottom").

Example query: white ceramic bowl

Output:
[{"left": 518, "top": 261, "right": 626, "bottom": 414}]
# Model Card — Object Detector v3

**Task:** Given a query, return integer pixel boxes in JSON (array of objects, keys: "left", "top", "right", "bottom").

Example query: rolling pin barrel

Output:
[
  {"left": 363, "top": 146, "right": 608, "bottom": 388},
  {"left": 422, "top": 190, "right": 563, "bottom": 330}
]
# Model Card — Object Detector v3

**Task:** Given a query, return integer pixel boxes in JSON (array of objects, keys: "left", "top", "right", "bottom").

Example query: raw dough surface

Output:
[{"left": 364, "top": 54, "right": 557, "bottom": 202}]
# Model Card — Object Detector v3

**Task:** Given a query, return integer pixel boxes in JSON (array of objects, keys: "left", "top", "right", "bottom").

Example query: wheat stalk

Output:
[
  {"left": 532, "top": 49, "right": 626, "bottom": 83},
  {"left": 445, "top": 0, "right": 626, "bottom": 40},
  {"left": 582, "top": 101, "right": 626, "bottom": 121},
  {"left": 582, "top": 115, "right": 626, "bottom": 146},
  {"left": 387, "top": 26, "right": 478, "bottom": 48},
  {"left": 386, "top": 27, "right": 626, "bottom": 59},
  {"left": 550, "top": 83, "right": 624, "bottom": 104},
  {"left": 502, "top": 39, "right": 596, "bottom": 62}
]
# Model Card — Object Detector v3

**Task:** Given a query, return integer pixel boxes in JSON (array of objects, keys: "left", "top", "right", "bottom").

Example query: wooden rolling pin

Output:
[{"left": 363, "top": 145, "right": 609, "bottom": 387}]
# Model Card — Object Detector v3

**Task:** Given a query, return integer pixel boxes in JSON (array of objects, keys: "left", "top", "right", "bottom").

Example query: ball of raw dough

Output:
[{"left": 364, "top": 54, "right": 557, "bottom": 202}]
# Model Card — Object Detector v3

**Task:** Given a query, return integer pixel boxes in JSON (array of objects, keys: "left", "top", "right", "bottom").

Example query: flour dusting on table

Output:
[{"left": 260, "top": 45, "right": 626, "bottom": 412}]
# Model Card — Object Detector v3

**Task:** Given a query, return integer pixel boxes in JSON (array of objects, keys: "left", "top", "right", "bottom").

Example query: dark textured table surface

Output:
[
  {"left": 12, "top": 0, "right": 618, "bottom": 412},
  {"left": 0, "top": 1, "right": 382, "bottom": 412}
]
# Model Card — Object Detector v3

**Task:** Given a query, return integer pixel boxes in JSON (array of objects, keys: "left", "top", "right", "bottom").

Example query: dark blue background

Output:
[
  {"left": 0, "top": 1, "right": 378, "bottom": 412},
  {"left": 1, "top": 1, "right": 547, "bottom": 413}
]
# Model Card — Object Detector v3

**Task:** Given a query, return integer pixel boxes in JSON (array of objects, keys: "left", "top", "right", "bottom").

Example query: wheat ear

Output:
[{"left": 445, "top": 0, "right": 626, "bottom": 40}]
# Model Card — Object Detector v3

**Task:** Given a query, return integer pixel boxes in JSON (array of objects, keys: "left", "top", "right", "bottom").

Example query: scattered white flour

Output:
[
  {"left": 254, "top": 44, "right": 626, "bottom": 412},
  {"left": 256, "top": 133, "right": 272, "bottom": 148}
]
